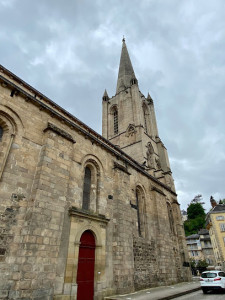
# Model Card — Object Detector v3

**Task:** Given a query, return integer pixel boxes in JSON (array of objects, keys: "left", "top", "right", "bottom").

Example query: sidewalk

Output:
[{"left": 105, "top": 278, "right": 201, "bottom": 300}]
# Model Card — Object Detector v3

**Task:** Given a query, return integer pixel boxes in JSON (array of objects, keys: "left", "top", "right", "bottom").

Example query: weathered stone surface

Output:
[{"left": 0, "top": 43, "right": 191, "bottom": 300}]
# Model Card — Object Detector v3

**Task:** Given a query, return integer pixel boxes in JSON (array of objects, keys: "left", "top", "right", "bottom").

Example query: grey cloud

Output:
[{"left": 0, "top": 0, "right": 224, "bottom": 211}]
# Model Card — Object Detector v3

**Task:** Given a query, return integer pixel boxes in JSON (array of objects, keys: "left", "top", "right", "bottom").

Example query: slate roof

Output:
[
  {"left": 209, "top": 205, "right": 225, "bottom": 213},
  {"left": 198, "top": 229, "right": 209, "bottom": 235},
  {"left": 186, "top": 234, "right": 199, "bottom": 240}
]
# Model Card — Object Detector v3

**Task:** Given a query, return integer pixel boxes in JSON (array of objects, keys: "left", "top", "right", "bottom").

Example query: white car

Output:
[{"left": 200, "top": 270, "right": 225, "bottom": 293}]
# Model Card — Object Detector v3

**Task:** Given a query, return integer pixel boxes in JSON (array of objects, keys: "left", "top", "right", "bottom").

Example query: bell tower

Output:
[{"left": 102, "top": 39, "right": 175, "bottom": 190}]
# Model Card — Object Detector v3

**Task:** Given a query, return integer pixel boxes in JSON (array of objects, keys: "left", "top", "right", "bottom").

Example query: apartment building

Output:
[{"left": 206, "top": 205, "right": 225, "bottom": 270}]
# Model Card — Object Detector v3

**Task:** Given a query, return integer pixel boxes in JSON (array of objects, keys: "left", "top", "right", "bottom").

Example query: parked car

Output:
[{"left": 200, "top": 270, "right": 225, "bottom": 293}]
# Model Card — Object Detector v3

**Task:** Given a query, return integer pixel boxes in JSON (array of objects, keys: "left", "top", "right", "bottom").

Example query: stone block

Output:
[{"left": 63, "top": 283, "right": 71, "bottom": 295}]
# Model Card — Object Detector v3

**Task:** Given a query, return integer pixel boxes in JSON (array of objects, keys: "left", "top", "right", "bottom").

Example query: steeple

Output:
[
  {"left": 102, "top": 39, "right": 174, "bottom": 190},
  {"left": 146, "top": 92, "right": 152, "bottom": 103},
  {"left": 102, "top": 89, "right": 109, "bottom": 101},
  {"left": 116, "top": 38, "right": 137, "bottom": 93}
]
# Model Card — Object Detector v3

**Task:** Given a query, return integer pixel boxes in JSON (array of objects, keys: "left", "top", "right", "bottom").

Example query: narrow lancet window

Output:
[
  {"left": 0, "top": 126, "right": 3, "bottom": 141},
  {"left": 113, "top": 108, "right": 118, "bottom": 134},
  {"left": 82, "top": 166, "right": 91, "bottom": 210},
  {"left": 167, "top": 203, "right": 174, "bottom": 234},
  {"left": 136, "top": 190, "right": 142, "bottom": 237},
  {"left": 135, "top": 187, "right": 146, "bottom": 238}
]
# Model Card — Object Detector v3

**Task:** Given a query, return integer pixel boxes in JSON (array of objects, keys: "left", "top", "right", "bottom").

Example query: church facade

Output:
[{"left": 0, "top": 40, "right": 191, "bottom": 300}]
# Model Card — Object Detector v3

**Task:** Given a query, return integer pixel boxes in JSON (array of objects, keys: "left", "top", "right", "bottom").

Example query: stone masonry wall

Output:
[
  {"left": 133, "top": 237, "right": 158, "bottom": 290},
  {"left": 0, "top": 71, "right": 191, "bottom": 300},
  {"left": 112, "top": 168, "right": 135, "bottom": 294}
]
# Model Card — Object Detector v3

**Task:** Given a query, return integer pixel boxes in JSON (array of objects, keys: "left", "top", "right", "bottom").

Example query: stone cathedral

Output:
[{"left": 0, "top": 40, "right": 191, "bottom": 300}]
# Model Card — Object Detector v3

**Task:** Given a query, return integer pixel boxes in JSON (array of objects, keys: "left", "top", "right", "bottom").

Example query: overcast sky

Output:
[{"left": 1, "top": 0, "right": 224, "bottom": 212}]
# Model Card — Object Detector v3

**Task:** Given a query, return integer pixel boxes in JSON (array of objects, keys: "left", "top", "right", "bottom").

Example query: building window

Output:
[
  {"left": 135, "top": 187, "right": 146, "bottom": 238},
  {"left": 0, "top": 126, "right": 3, "bottom": 141},
  {"left": 167, "top": 203, "right": 175, "bottom": 234},
  {"left": 220, "top": 223, "right": 225, "bottom": 232},
  {"left": 82, "top": 166, "right": 91, "bottom": 210},
  {"left": 136, "top": 190, "right": 142, "bottom": 237},
  {"left": 113, "top": 108, "right": 118, "bottom": 134},
  {"left": 216, "top": 216, "right": 224, "bottom": 221},
  {"left": 191, "top": 251, "right": 198, "bottom": 257}
]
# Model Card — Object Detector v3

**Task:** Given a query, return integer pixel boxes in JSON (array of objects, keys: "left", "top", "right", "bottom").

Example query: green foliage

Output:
[
  {"left": 190, "top": 258, "right": 196, "bottom": 268},
  {"left": 219, "top": 199, "right": 225, "bottom": 204},
  {"left": 184, "top": 215, "right": 206, "bottom": 236},
  {"left": 190, "top": 259, "right": 208, "bottom": 269},
  {"left": 184, "top": 195, "right": 206, "bottom": 236},
  {"left": 197, "top": 259, "right": 208, "bottom": 268},
  {"left": 187, "top": 203, "right": 205, "bottom": 219}
]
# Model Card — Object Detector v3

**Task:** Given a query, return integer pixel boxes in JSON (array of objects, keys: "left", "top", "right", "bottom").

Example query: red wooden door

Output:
[{"left": 77, "top": 230, "right": 96, "bottom": 300}]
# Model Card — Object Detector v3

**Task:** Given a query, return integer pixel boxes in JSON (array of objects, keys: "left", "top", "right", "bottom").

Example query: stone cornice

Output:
[
  {"left": 151, "top": 186, "right": 166, "bottom": 196},
  {"left": 43, "top": 122, "right": 76, "bottom": 144},
  {"left": 113, "top": 161, "right": 131, "bottom": 175},
  {"left": 69, "top": 207, "right": 110, "bottom": 223}
]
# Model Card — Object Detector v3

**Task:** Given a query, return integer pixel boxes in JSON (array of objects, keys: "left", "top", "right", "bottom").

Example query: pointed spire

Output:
[
  {"left": 147, "top": 92, "right": 153, "bottom": 104},
  {"left": 102, "top": 89, "right": 109, "bottom": 101},
  {"left": 116, "top": 38, "right": 137, "bottom": 93}
]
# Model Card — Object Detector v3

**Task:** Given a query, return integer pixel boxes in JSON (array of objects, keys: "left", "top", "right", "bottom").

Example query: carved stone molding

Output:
[
  {"left": 69, "top": 206, "right": 110, "bottom": 224},
  {"left": 113, "top": 161, "right": 131, "bottom": 175},
  {"left": 151, "top": 186, "right": 165, "bottom": 196},
  {"left": 43, "top": 122, "right": 76, "bottom": 143}
]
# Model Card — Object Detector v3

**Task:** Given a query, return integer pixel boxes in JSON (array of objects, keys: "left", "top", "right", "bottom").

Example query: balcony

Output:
[{"left": 186, "top": 241, "right": 198, "bottom": 245}]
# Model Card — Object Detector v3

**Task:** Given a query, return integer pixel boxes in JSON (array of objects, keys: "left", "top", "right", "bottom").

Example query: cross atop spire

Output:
[{"left": 116, "top": 39, "right": 137, "bottom": 93}]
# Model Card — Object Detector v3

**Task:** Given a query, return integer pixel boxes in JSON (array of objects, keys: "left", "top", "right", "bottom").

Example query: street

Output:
[{"left": 175, "top": 290, "right": 225, "bottom": 300}]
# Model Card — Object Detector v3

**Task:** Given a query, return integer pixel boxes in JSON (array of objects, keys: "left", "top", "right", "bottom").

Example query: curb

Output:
[
  {"left": 157, "top": 287, "right": 201, "bottom": 300},
  {"left": 105, "top": 287, "right": 201, "bottom": 300}
]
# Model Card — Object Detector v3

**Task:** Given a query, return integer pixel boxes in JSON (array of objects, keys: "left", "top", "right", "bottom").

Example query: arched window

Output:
[
  {"left": 167, "top": 202, "right": 175, "bottom": 234},
  {"left": 113, "top": 107, "right": 118, "bottom": 135},
  {"left": 0, "top": 126, "right": 3, "bottom": 141},
  {"left": 136, "top": 190, "right": 142, "bottom": 236},
  {"left": 82, "top": 166, "right": 92, "bottom": 210},
  {"left": 0, "top": 115, "right": 17, "bottom": 181},
  {"left": 135, "top": 187, "right": 146, "bottom": 237}
]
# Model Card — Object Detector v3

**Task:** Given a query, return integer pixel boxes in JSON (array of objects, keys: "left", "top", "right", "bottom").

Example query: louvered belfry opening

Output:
[
  {"left": 82, "top": 166, "right": 92, "bottom": 210},
  {"left": 143, "top": 104, "right": 148, "bottom": 134},
  {"left": 113, "top": 108, "right": 118, "bottom": 134}
]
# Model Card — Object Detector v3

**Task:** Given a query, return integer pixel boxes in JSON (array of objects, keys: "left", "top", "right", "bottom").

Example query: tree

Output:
[
  {"left": 197, "top": 259, "right": 208, "bottom": 268},
  {"left": 184, "top": 195, "right": 206, "bottom": 236},
  {"left": 191, "top": 194, "right": 205, "bottom": 205},
  {"left": 197, "top": 260, "right": 208, "bottom": 274},
  {"left": 187, "top": 203, "right": 205, "bottom": 220},
  {"left": 190, "top": 259, "right": 208, "bottom": 275},
  {"left": 219, "top": 199, "right": 225, "bottom": 204},
  {"left": 190, "top": 259, "right": 196, "bottom": 269}
]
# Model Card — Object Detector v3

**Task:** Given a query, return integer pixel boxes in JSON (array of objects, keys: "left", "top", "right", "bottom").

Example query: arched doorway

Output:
[{"left": 77, "top": 230, "right": 96, "bottom": 300}]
